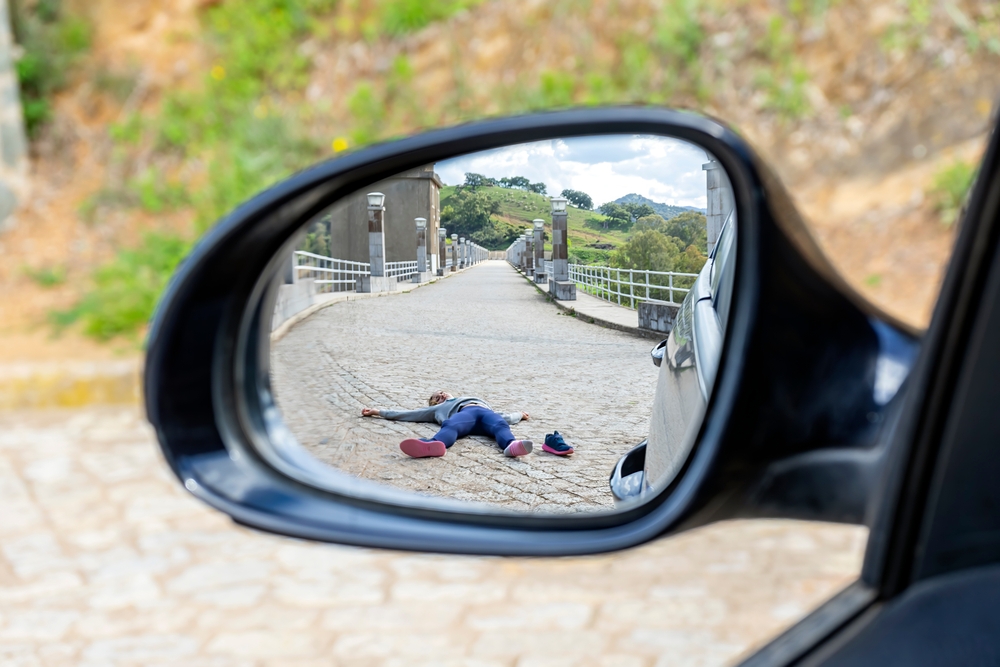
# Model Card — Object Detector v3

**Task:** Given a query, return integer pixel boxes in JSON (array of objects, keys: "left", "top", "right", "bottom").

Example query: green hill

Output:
[
  {"left": 440, "top": 185, "right": 630, "bottom": 263},
  {"left": 612, "top": 193, "right": 706, "bottom": 220}
]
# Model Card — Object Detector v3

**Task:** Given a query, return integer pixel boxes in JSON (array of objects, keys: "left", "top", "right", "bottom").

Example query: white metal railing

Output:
[
  {"left": 385, "top": 260, "right": 419, "bottom": 281},
  {"left": 294, "top": 251, "right": 370, "bottom": 293},
  {"left": 568, "top": 264, "right": 697, "bottom": 308}
]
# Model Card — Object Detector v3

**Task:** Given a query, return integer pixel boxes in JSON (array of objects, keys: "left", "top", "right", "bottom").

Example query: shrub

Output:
[
  {"left": 929, "top": 159, "right": 977, "bottom": 226},
  {"left": 12, "top": 0, "right": 92, "bottom": 136},
  {"left": 51, "top": 234, "right": 191, "bottom": 341}
]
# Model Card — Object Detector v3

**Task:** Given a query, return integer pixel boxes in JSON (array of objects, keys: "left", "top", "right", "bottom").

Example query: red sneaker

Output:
[{"left": 399, "top": 439, "right": 447, "bottom": 458}]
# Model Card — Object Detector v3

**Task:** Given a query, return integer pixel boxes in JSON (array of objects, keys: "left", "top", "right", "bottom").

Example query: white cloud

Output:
[{"left": 436, "top": 134, "right": 715, "bottom": 208}]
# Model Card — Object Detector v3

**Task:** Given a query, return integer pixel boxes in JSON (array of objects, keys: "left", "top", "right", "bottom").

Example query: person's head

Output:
[{"left": 428, "top": 390, "right": 452, "bottom": 406}]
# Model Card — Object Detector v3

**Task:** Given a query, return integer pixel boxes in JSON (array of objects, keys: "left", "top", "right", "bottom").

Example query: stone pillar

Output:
[
  {"left": 704, "top": 160, "right": 734, "bottom": 256},
  {"left": 450, "top": 234, "right": 458, "bottom": 272},
  {"left": 358, "top": 192, "right": 393, "bottom": 292},
  {"left": 413, "top": 217, "right": 431, "bottom": 283},
  {"left": 0, "top": 0, "right": 29, "bottom": 229},
  {"left": 548, "top": 197, "right": 575, "bottom": 300},
  {"left": 523, "top": 230, "right": 534, "bottom": 277},
  {"left": 459, "top": 237, "right": 466, "bottom": 268},
  {"left": 533, "top": 219, "right": 546, "bottom": 284},
  {"left": 437, "top": 227, "right": 447, "bottom": 276}
]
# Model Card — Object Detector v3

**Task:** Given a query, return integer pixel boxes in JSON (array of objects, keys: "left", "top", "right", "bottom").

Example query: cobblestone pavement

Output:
[
  {"left": 0, "top": 407, "right": 867, "bottom": 667},
  {"left": 271, "top": 262, "right": 658, "bottom": 512}
]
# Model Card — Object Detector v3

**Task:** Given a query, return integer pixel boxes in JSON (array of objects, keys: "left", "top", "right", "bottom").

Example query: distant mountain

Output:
[{"left": 612, "top": 193, "right": 706, "bottom": 220}]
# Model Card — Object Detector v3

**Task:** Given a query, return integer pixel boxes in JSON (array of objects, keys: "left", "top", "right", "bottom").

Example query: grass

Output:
[
  {"left": 440, "top": 185, "right": 626, "bottom": 255},
  {"left": 441, "top": 185, "right": 628, "bottom": 264},
  {"left": 24, "top": 266, "right": 67, "bottom": 287},
  {"left": 928, "top": 159, "right": 977, "bottom": 226},
  {"left": 51, "top": 233, "right": 191, "bottom": 341}
]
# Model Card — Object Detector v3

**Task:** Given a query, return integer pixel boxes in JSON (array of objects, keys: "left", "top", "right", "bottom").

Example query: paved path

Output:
[
  {"left": 271, "top": 262, "right": 657, "bottom": 512},
  {"left": 556, "top": 289, "right": 642, "bottom": 332},
  {"left": 0, "top": 407, "right": 867, "bottom": 666}
]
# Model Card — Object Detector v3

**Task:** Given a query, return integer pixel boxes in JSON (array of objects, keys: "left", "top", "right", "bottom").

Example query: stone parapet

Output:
[{"left": 638, "top": 302, "right": 680, "bottom": 334}]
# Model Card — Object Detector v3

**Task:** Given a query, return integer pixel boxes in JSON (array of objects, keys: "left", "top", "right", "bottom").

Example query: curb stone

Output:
[{"left": 0, "top": 359, "right": 142, "bottom": 409}]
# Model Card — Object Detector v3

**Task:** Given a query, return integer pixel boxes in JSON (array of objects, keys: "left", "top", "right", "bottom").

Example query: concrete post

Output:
[
  {"left": 549, "top": 197, "right": 575, "bottom": 300},
  {"left": 438, "top": 227, "right": 447, "bottom": 276},
  {"left": 358, "top": 192, "right": 393, "bottom": 292},
  {"left": 450, "top": 234, "right": 458, "bottom": 272},
  {"left": 703, "top": 160, "right": 734, "bottom": 256},
  {"left": 0, "top": 0, "right": 29, "bottom": 229},
  {"left": 524, "top": 230, "right": 533, "bottom": 277},
  {"left": 415, "top": 218, "right": 427, "bottom": 272},
  {"left": 533, "top": 219, "right": 546, "bottom": 284},
  {"left": 459, "top": 237, "right": 466, "bottom": 268},
  {"left": 413, "top": 217, "right": 430, "bottom": 283}
]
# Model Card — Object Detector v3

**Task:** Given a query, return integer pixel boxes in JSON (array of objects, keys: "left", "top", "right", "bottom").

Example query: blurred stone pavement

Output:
[{"left": 0, "top": 407, "right": 867, "bottom": 666}]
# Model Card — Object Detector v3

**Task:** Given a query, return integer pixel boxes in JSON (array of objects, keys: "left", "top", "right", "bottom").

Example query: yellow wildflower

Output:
[
  {"left": 210, "top": 65, "right": 226, "bottom": 81},
  {"left": 332, "top": 137, "right": 349, "bottom": 153}
]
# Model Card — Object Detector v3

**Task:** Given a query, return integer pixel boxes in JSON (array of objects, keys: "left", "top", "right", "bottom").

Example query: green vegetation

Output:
[
  {"left": 24, "top": 265, "right": 66, "bottom": 287},
  {"left": 440, "top": 185, "right": 624, "bottom": 253},
  {"left": 51, "top": 234, "right": 190, "bottom": 341},
  {"left": 12, "top": 0, "right": 92, "bottom": 137},
  {"left": 516, "top": 0, "right": 708, "bottom": 109},
  {"left": 373, "top": 0, "right": 484, "bottom": 37},
  {"left": 754, "top": 15, "right": 810, "bottom": 120},
  {"left": 928, "top": 159, "right": 977, "bottom": 226},
  {"left": 611, "top": 212, "right": 708, "bottom": 275},
  {"left": 60, "top": 0, "right": 335, "bottom": 339},
  {"left": 881, "top": 0, "right": 1000, "bottom": 56}
]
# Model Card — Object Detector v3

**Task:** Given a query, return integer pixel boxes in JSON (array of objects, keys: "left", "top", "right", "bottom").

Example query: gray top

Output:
[{"left": 380, "top": 397, "right": 523, "bottom": 425}]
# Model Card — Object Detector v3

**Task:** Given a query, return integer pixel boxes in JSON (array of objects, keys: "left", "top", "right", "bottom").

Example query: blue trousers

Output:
[{"left": 432, "top": 406, "right": 515, "bottom": 450}]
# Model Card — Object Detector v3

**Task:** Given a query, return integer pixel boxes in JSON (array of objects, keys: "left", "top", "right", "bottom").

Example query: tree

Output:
[
  {"left": 440, "top": 189, "right": 520, "bottom": 250},
  {"left": 463, "top": 173, "right": 497, "bottom": 188},
  {"left": 610, "top": 230, "right": 680, "bottom": 272},
  {"left": 528, "top": 182, "right": 547, "bottom": 194},
  {"left": 623, "top": 202, "right": 656, "bottom": 224},
  {"left": 499, "top": 176, "right": 531, "bottom": 190},
  {"left": 598, "top": 202, "right": 630, "bottom": 229},
  {"left": 633, "top": 214, "right": 668, "bottom": 232},
  {"left": 561, "top": 188, "right": 593, "bottom": 210},
  {"left": 661, "top": 211, "right": 708, "bottom": 253}
]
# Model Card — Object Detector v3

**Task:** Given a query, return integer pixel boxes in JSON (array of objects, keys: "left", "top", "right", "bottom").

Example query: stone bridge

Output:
[{"left": 271, "top": 260, "right": 658, "bottom": 512}]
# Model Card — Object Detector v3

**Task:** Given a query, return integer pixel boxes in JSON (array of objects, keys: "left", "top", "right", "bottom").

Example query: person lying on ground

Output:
[{"left": 360, "top": 390, "right": 532, "bottom": 458}]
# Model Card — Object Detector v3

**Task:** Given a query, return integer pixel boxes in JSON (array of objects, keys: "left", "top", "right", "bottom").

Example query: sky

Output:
[{"left": 435, "top": 135, "right": 714, "bottom": 209}]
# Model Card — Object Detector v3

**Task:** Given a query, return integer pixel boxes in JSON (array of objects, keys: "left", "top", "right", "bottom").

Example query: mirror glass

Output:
[{"left": 266, "top": 134, "right": 736, "bottom": 514}]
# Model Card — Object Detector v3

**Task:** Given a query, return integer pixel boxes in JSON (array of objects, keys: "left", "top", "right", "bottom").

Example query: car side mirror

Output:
[{"left": 145, "top": 108, "right": 918, "bottom": 556}]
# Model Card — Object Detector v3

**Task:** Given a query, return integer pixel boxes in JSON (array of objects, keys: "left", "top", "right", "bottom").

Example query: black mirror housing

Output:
[{"left": 145, "top": 107, "right": 918, "bottom": 555}]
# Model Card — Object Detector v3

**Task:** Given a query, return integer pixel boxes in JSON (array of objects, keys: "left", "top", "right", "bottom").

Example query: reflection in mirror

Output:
[{"left": 267, "top": 135, "right": 736, "bottom": 514}]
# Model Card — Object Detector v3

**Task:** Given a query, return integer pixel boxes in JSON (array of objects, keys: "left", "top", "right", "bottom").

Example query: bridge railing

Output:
[
  {"left": 385, "top": 260, "right": 419, "bottom": 281},
  {"left": 294, "top": 251, "right": 370, "bottom": 293},
  {"left": 569, "top": 264, "right": 697, "bottom": 308}
]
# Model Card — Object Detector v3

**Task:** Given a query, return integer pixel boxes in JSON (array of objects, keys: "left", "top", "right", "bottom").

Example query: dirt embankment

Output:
[{"left": 1, "top": 0, "right": 997, "bottom": 362}]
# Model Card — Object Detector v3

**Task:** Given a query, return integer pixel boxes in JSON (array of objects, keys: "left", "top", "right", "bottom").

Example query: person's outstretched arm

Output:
[
  {"left": 361, "top": 405, "right": 438, "bottom": 422},
  {"left": 503, "top": 411, "right": 530, "bottom": 425}
]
